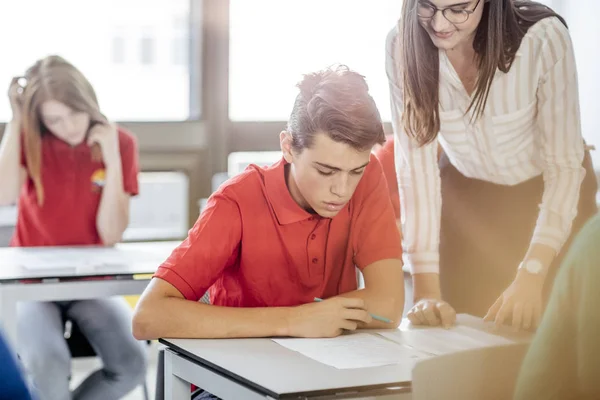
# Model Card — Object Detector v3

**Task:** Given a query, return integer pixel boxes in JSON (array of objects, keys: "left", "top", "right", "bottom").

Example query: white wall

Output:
[{"left": 554, "top": 0, "right": 600, "bottom": 168}]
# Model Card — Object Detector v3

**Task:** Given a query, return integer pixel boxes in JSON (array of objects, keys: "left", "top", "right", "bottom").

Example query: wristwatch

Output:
[{"left": 518, "top": 259, "right": 545, "bottom": 275}]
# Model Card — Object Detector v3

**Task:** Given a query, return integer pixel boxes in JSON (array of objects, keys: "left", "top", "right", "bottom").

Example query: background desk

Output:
[
  {"left": 0, "top": 241, "right": 179, "bottom": 348},
  {"left": 160, "top": 315, "right": 530, "bottom": 400}
]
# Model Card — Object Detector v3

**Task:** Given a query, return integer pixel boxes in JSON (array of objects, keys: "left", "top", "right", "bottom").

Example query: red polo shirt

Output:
[
  {"left": 374, "top": 137, "right": 400, "bottom": 219},
  {"left": 154, "top": 154, "right": 402, "bottom": 307},
  {"left": 11, "top": 127, "right": 139, "bottom": 247}
]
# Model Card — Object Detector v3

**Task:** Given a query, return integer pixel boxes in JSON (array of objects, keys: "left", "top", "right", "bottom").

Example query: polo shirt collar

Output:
[{"left": 264, "top": 158, "right": 315, "bottom": 225}]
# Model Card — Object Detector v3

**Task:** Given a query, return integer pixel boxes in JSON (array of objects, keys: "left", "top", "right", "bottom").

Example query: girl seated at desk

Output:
[{"left": 0, "top": 55, "right": 146, "bottom": 400}]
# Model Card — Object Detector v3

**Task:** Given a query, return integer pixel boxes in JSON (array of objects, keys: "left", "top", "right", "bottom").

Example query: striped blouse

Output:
[{"left": 386, "top": 17, "right": 586, "bottom": 274}]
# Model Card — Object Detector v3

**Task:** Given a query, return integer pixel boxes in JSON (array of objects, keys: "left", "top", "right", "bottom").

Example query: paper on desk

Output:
[
  {"left": 378, "top": 324, "right": 514, "bottom": 356},
  {"left": 272, "top": 333, "right": 427, "bottom": 369},
  {"left": 9, "top": 248, "right": 161, "bottom": 270}
]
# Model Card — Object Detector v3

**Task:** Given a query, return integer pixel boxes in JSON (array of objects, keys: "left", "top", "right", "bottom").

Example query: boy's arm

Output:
[
  {"left": 334, "top": 155, "right": 405, "bottom": 328},
  {"left": 133, "top": 278, "right": 289, "bottom": 339},
  {"left": 132, "top": 278, "right": 372, "bottom": 339},
  {"left": 337, "top": 258, "right": 405, "bottom": 328}
]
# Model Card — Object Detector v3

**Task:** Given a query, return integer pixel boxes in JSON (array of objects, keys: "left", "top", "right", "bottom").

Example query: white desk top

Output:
[
  {"left": 161, "top": 315, "right": 531, "bottom": 398},
  {"left": 0, "top": 241, "right": 180, "bottom": 282}
]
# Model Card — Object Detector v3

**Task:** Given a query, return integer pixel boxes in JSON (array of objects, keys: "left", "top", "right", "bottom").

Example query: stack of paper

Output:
[
  {"left": 378, "top": 325, "right": 513, "bottom": 356},
  {"left": 272, "top": 316, "right": 515, "bottom": 369},
  {"left": 273, "top": 333, "right": 426, "bottom": 369}
]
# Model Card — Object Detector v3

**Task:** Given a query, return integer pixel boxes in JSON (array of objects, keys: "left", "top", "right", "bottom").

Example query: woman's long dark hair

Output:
[{"left": 400, "top": 0, "right": 566, "bottom": 146}]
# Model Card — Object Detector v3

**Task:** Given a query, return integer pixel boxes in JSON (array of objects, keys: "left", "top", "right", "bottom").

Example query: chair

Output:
[
  {"left": 62, "top": 315, "right": 150, "bottom": 400},
  {"left": 411, "top": 343, "right": 529, "bottom": 400}
]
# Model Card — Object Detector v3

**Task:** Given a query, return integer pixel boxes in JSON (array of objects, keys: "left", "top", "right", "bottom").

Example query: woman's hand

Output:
[
  {"left": 410, "top": 273, "right": 456, "bottom": 328},
  {"left": 408, "top": 298, "right": 456, "bottom": 328},
  {"left": 484, "top": 270, "right": 544, "bottom": 331}
]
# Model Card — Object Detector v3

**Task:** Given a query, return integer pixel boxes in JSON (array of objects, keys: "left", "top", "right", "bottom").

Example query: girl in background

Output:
[{"left": 0, "top": 55, "right": 146, "bottom": 400}]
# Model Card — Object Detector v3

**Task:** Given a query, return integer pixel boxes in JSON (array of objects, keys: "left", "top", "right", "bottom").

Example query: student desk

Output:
[
  {"left": 160, "top": 315, "right": 530, "bottom": 400},
  {"left": 0, "top": 241, "right": 179, "bottom": 348}
]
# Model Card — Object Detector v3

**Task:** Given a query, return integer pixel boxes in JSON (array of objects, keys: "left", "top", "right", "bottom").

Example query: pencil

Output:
[{"left": 313, "top": 297, "right": 392, "bottom": 324}]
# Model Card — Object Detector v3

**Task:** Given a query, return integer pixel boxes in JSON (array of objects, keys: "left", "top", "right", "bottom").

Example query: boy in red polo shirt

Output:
[{"left": 133, "top": 65, "right": 405, "bottom": 342}]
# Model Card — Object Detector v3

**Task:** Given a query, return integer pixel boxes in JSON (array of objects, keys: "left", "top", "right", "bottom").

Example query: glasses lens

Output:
[
  {"left": 417, "top": 3, "right": 435, "bottom": 18},
  {"left": 444, "top": 8, "right": 469, "bottom": 23}
]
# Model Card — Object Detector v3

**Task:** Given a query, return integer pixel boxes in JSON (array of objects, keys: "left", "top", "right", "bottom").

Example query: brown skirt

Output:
[{"left": 438, "top": 151, "right": 598, "bottom": 317}]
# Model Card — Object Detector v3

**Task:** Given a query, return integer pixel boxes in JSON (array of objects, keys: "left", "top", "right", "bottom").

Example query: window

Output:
[
  {"left": 229, "top": 0, "right": 403, "bottom": 122},
  {"left": 172, "top": 16, "right": 189, "bottom": 66},
  {"left": 0, "top": 0, "right": 194, "bottom": 122},
  {"left": 111, "top": 30, "right": 126, "bottom": 65},
  {"left": 140, "top": 28, "right": 157, "bottom": 66}
]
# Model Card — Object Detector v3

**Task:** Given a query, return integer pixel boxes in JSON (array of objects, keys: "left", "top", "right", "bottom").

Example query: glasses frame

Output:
[{"left": 416, "top": 0, "right": 482, "bottom": 24}]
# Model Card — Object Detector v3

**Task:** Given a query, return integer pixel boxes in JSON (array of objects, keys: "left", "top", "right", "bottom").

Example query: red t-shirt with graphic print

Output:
[{"left": 11, "top": 127, "right": 139, "bottom": 247}]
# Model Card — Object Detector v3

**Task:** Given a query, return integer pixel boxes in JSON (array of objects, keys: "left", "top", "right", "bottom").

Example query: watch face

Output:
[{"left": 525, "top": 259, "right": 543, "bottom": 274}]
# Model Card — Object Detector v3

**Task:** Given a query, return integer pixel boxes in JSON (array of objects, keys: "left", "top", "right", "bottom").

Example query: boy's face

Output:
[{"left": 281, "top": 131, "right": 372, "bottom": 218}]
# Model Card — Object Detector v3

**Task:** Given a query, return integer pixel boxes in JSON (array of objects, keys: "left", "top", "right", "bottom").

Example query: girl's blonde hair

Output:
[{"left": 21, "top": 55, "right": 106, "bottom": 205}]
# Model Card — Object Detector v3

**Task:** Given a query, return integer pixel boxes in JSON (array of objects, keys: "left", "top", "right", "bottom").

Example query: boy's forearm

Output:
[
  {"left": 133, "top": 296, "right": 294, "bottom": 340},
  {"left": 337, "top": 287, "right": 404, "bottom": 328}
]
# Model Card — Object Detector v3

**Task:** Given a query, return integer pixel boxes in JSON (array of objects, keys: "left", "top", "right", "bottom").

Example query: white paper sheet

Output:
[
  {"left": 378, "top": 324, "right": 514, "bottom": 356},
  {"left": 272, "top": 333, "right": 427, "bottom": 369}
]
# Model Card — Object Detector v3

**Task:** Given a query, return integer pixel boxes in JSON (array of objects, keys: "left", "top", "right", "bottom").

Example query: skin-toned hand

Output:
[
  {"left": 409, "top": 273, "right": 456, "bottom": 328},
  {"left": 407, "top": 298, "right": 456, "bottom": 328},
  {"left": 286, "top": 297, "right": 373, "bottom": 338},
  {"left": 8, "top": 77, "right": 24, "bottom": 120},
  {"left": 484, "top": 270, "right": 544, "bottom": 331},
  {"left": 87, "top": 122, "right": 121, "bottom": 167}
]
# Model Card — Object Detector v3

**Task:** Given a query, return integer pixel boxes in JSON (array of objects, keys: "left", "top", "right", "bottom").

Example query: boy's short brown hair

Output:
[{"left": 287, "top": 65, "right": 385, "bottom": 152}]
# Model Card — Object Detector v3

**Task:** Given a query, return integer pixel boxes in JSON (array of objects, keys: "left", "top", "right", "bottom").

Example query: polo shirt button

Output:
[
  {"left": 310, "top": 234, "right": 316, "bottom": 240},
  {"left": 312, "top": 258, "right": 318, "bottom": 264}
]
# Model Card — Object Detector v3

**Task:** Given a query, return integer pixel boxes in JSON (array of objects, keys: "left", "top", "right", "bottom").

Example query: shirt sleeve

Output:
[
  {"left": 153, "top": 190, "right": 242, "bottom": 301},
  {"left": 352, "top": 155, "right": 403, "bottom": 269},
  {"left": 117, "top": 128, "right": 140, "bottom": 196},
  {"left": 532, "top": 18, "right": 586, "bottom": 252},
  {"left": 386, "top": 25, "right": 441, "bottom": 274}
]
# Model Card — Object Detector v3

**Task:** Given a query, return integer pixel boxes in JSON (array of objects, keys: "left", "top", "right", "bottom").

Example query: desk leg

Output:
[
  {"left": 0, "top": 286, "right": 18, "bottom": 350},
  {"left": 164, "top": 348, "right": 192, "bottom": 400}
]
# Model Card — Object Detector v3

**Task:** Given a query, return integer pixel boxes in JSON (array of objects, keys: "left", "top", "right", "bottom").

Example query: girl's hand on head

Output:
[
  {"left": 87, "top": 122, "right": 120, "bottom": 167},
  {"left": 8, "top": 77, "right": 24, "bottom": 121}
]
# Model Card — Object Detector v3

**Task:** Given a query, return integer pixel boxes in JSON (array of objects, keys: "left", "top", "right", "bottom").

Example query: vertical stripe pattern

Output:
[{"left": 387, "top": 17, "right": 586, "bottom": 274}]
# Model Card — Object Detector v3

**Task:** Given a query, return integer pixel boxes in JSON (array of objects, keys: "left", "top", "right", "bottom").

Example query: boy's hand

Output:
[{"left": 286, "top": 297, "right": 372, "bottom": 338}]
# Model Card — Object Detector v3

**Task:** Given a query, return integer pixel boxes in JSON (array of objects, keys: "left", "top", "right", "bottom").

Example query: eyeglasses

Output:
[{"left": 417, "top": 0, "right": 482, "bottom": 24}]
